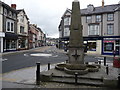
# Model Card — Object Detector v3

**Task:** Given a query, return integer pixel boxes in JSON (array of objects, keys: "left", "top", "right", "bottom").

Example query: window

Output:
[
  {"left": 4, "top": 9, "right": 7, "bottom": 16},
  {"left": 9, "top": 11, "right": 12, "bottom": 18},
  {"left": 64, "top": 17, "right": 70, "bottom": 25},
  {"left": 6, "top": 19, "right": 14, "bottom": 32},
  {"left": 86, "top": 16, "right": 92, "bottom": 23},
  {"left": 64, "top": 27, "right": 70, "bottom": 37},
  {"left": 88, "top": 24, "right": 99, "bottom": 35},
  {"left": 7, "top": 22, "right": 10, "bottom": 31},
  {"left": 20, "top": 26, "right": 24, "bottom": 33},
  {"left": 96, "top": 15, "right": 102, "bottom": 22},
  {"left": 107, "top": 24, "right": 114, "bottom": 35},
  {"left": 104, "top": 42, "right": 114, "bottom": 52},
  {"left": 11, "top": 23, "right": 13, "bottom": 31},
  {"left": 6, "top": 40, "right": 16, "bottom": 50},
  {"left": 87, "top": 42, "right": 96, "bottom": 51},
  {"left": 107, "top": 13, "right": 114, "bottom": 21}
]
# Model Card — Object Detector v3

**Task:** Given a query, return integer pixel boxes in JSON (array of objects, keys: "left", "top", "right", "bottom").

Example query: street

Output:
[
  {"left": 2, "top": 46, "right": 113, "bottom": 73},
  {"left": 2, "top": 46, "right": 67, "bottom": 73},
  {"left": 1, "top": 46, "right": 115, "bottom": 89}
]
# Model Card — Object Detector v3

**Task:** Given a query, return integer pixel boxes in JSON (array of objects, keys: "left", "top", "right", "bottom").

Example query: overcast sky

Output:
[{"left": 1, "top": 0, "right": 120, "bottom": 38}]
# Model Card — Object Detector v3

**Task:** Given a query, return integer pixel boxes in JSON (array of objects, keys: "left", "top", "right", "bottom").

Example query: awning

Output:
[{"left": 5, "top": 32, "right": 18, "bottom": 39}]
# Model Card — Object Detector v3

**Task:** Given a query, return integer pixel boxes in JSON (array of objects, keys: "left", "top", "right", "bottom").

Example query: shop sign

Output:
[{"left": 103, "top": 40, "right": 115, "bottom": 43}]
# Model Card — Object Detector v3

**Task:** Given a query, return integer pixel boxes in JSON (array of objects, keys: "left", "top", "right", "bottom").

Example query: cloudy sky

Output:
[{"left": 1, "top": 0, "right": 120, "bottom": 38}]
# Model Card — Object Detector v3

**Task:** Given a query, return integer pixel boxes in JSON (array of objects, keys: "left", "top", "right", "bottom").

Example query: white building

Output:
[
  {"left": 0, "top": 2, "right": 5, "bottom": 52},
  {"left": 17, "top": 9, "right": 29, "bottom": 50}
]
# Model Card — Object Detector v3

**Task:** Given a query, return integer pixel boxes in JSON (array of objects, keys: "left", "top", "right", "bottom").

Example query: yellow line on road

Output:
[{"left": 2, "top": 77, "right": 17, "bottom": 82}]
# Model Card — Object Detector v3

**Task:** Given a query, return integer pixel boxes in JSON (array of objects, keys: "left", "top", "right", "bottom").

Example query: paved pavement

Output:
[{"left": 1, "top": 46, "right": 120, "bottom": 89}]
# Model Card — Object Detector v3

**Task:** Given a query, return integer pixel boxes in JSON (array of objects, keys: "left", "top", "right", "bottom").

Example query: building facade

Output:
[
  {"left": 0, "top": 2, "right": 5, "bottom": 53},
  {"left": 1, "top": 2, "right": 18, "bottom": 52},
  {"left": 17, "top": 9, "right": 29, "bottom": 50},
  {"left": 59, "top": 4, "right": 120, "bottom": 55}
]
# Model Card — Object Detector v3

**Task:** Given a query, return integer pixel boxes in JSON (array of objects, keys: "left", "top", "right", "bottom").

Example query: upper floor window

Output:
[
  {"left": 107, "top": 24, "right": 114, "bottom": 35},
  {"left": 86, "top": 16, "right": 92, "bottom": 23},
  {"left": 88, "top": 24, "right": 100, "bottom": 35},
  {"left": 64, "top": 17, "right": 71, "bottom": 26},
  {"left": 20, "top": 26, "right": 24, "bottom": 33},
  {"left": 107, "top": 13, "right": 114, "bottom": 21},
  {"left": 96, "top": 15, "right": 102, "bottom": 22},
  {"left": 8, "top": 11, "right": 12, "bottom": 18},
  {"left": 64, "top": 27, "right": 70, "bottom": 37},
  {"left": 4, "top": 9, "right": 7, "bottom": 16},
  {"left": 6, "top": 20, "right": 14, "bottom": 32}
]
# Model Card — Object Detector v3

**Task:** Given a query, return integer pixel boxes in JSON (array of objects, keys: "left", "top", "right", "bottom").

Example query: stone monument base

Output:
[
  {"left": 40, "top": 64, "right": 118, "bottom": 88},
  {"left": 55, "top": 63, "right": 99, "bottom": 75}
]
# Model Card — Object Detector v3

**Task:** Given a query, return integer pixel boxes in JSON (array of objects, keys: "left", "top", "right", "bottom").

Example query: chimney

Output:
[
  {"left": 102, "top": 0, "right": 104, "bottom": 8},
  {"left": 11, "top": 4, "right": 16, "bottom": 9}
]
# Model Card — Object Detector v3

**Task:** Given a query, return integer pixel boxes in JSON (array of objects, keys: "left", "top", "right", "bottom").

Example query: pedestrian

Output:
[{"left": 113, "top": 49, "right": 116, "bottom": 57}]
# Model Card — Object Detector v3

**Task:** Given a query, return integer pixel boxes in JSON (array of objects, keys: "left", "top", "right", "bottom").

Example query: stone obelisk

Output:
[{"left": 68, "top": 0, "right": 84, "bottom": 64}]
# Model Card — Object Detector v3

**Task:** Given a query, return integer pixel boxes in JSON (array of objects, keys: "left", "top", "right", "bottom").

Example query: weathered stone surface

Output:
[{"left": 68, "top": 0, "right": 84, "bottom": 64}]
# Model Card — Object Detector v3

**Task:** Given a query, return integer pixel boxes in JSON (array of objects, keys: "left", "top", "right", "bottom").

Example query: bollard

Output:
[
  {"left": 98, "top": 61, "right": 101, "bottom": 65},
  {"left": 75, "top": 72, "right": 78, "bottom": 85},
  {"left": 118, "top": 74, "right": 120, "bottom": 88},
  {"left": 85, "top": 62, "right": 88, "bottom": 65},
  {"left": 36, "top": 62, "right": 40, "bottom": 85},
  {"left": 106, "top": 65, "right": 109, "bottom": 75},
  {"left": 104, "top": 57, "right": 106, "bottom": 66},
  {"left": 66, "top": 60, "right": 69, "bottom": 63},
  {"left": 48, "top": 63, "right": 50, "bottom": 70}
]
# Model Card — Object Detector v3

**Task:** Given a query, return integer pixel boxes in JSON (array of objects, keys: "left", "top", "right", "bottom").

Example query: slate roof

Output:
[
  {"left": 64, "top": 4, "right": 120, "bottom": 16},
  {"left": 0, "top": 1, "right": 17, "bottom": 13},
  {"left": 81, "top": 4, "right": 120, "bottom": 15}
]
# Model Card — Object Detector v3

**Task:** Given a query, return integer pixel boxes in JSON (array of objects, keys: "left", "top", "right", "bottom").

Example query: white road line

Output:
[{"left": 1, "top": 58, "right": 8, "bottom": 62}]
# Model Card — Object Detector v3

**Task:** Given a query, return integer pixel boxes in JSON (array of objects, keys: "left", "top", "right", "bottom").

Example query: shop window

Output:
[
  {"left": 21, "top": 40, "right": 25, "bottom": 48},
  {"left": 104, "top": 42, "right": 114, "bottom": 52},
  {"left": 87, "top": 42, "right": 96, "bottom": 51},
  {"left": 6, "top": 40, "right": 16, "bottom": 50},
  {"left": 115, "top": 40, "right": 120, "bottom": 55}
]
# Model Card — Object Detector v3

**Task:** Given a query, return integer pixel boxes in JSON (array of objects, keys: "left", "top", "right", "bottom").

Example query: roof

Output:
[
  {"left": 81, "top": 4, "right": 120, "bottom": 15},
  {"left": 17, "top": 9, "right": 29, "bottom": 20},
  {"left": 62, "top": 4, "right": 120, "bottom": 17},
  {"left": 0, "top": 1, "right": 17, "bottom": 13}
]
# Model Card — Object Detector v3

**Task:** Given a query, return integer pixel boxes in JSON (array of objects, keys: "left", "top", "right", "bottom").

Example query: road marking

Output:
[
  {"left": 2, "top": 77, "right": 17, "bottom": 82},
  {"left": 24, "top": 53, "right": 29, "bottom": 56},
  {"left": 52, "top": 55, "right": 58, "bottom": 57},
  {"left": 0, "top": 58, "right": 8, "bottom": 62},
  {"left": 30, "top": 53, "right": 52, "bottom": 57}
]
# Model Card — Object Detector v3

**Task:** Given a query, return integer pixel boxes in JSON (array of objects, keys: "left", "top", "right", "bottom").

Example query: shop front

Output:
[
  {"left": 4, "top": 33, "right": 18, "bottom": 52},
  {"left": 102, "top": 37, "right": 120, "bottom": 55},
  {"left": 18, "top": 36, "right": 28, "bottom": 50}
]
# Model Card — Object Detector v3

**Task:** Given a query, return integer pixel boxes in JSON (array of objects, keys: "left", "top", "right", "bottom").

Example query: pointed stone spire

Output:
[{"left": 68, "top": 0, "right": 84, "bottom": 64}]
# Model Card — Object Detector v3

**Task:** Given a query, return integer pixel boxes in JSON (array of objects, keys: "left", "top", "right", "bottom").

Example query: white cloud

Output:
[{"left": 2, "top": 0, "right": 120, "bottom": 38}]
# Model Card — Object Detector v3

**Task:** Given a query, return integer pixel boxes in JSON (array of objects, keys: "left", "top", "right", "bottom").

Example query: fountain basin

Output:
[{"left": 55, "top": 63, "right": 99, "bottom": 75}]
